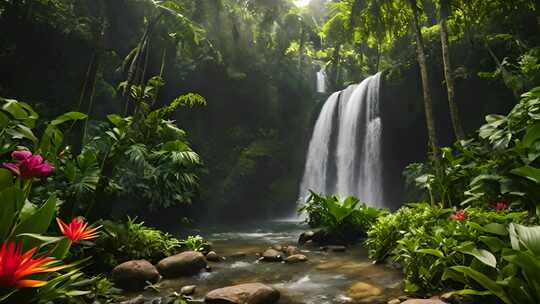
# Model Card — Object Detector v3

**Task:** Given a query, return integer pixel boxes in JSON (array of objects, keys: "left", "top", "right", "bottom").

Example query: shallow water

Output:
[{"left": 157, "top": 220, "right": 403, "bottom": 303}]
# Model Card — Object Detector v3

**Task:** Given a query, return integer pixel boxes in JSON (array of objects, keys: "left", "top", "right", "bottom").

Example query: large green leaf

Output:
[
  {"left": 416, "top": 248, "right": 445, "bottom": 258},
  {"left": 0, "top": 169, "right": 13, "bottom": 190},
  {"left": 451, "top": 266, "right": 512, "bottom": 304},
  {"left": 511, "top": 166, "right": 540, "bottom": 184},
  {"left": 522, "top": 123, "right": 540, "bottom": 148},
  {"left": 509, "top": 223, "right": 540, "bottom": 256},
  {"left": 13, "top": 194, "right": 57, "bottom": 239},
  {"left": 6, "top": 124, "right": 38, "bottom": 143},
  {"left": 50, "top": 111, "right": 88, "bottom": 126},
  {"left": 0, "top": 187, "right": 24, "bottom": 240},
  {"left": 458, "top": 247, "right": 497, "bottom": 268}
]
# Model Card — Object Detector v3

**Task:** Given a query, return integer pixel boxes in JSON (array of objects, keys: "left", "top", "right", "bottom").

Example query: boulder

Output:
[
  {"left": 284, "top": 246, "right": 299, "bottom": 256},
  {"left": 206, "top": 251, "right": 220, "bottom": 262},
  {"left": 112, "top": 260, "right": 159, "bottom": 291},
  {"left": 181, "top": 285, "right": 197, "bottom": 295},
  {"left": 272, "top": 244, "right": 283, "bottom": 252},
  {"left": 205, "top": 283, "right": 280, "bottom": 304},
  {"left": 388, "top": 299, "right": 401, "bottom": 304},
  {"left": 119, "top": 295, "right": 146, "bottom": 304},
  {"left": 347, "top": 282, "right": 382, "bottom": 301},
  {"left": 298, "top": 231, "right": 315, "bottom": 245},
  {"left": 157, "top": 251, "right": 207, "bottom": 278},
  {"left": 285, "top": 254, "right": 308, "bottom": 264},
  {"left": 262, "top": 249, "right": 282, "bottom": 262}
]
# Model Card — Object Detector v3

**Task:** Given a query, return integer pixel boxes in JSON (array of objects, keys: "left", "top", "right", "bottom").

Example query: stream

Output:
[{"left": 153, "top": 220, "right": 404, "bottom": 304}]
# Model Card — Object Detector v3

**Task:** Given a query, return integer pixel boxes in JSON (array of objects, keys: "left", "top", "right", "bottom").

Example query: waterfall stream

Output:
[{"left": 299, "top": 72, "right": 384, "bottom": 207}]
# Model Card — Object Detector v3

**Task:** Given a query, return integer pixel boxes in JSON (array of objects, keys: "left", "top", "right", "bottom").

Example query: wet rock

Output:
[
  {"left": 388, "top": 299, "right": 401, "bottom": 304},
  {"left": 112, "top": 260, "right": 159, "bottom": 291},
  {"left": 157, "top": 251, "right": 207, "bottom": 278},
  {"left": 119, "top": 295, "right": 146, "bottom": 304},
  {"left": 205, "top": 283, "right": 280, "bottom": 304},
  {"left": 206, "top": 251, "right": 220, "bottom": 262},
  {"left": 272, "top": 244, "right": 283, "bottom": 252},
  {"left": 181, "top": 285, "right": 197, "bottom": 295},
  {"left": 298, "top": 231, "right": 315, "bottom": 245},
  {"left": 440, "top": 292, "right": 459, "bottom": 303},
  {"left": 205, "top": 265, "right": 213, "bottom": 272},
  {"left": 262, "top": 249, "right": 282, "bottom": 262},
  {"left": 284, "top": 246, "right": 299, "bottom": 256},
  {"left": 347, "top": 282, "right": 382, "bottom": 301},
  {"left": 324, "top": 245, "right": 347, "bottom": 252},
  {"left": 285, "top": 254, "right": 308, "bottom": 263},
  {"left": 401, "top": 299, "right": 446, "bottom": 304}
]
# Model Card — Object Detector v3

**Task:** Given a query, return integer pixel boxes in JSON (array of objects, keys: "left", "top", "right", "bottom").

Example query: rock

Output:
[
  {"left": 119, "top": 295, "right": 146, "bottom": 304},
  {"left": 440, "top": 292, "right": 459, "bottom": 303},
  {"left": 324, "top": 245, "right": 347, "bottom": 252},
  {"left": 285, "top": 254, "right": 308, "bottom": 264},
  {"left": 231, "top": 252, "right": 247, "bottom": 259},
  {"left": 401, "top": 299, "right": 446, "bottom": 304},
  {"left": 205, "top": 265, "right": 213, "bottom": 272},
  {"left": 272, "top": 244, "right": 283, "bottom": 252},
  {"left": 298, "top": 231, "right": 315, "bottom": 245},
  {"left": 262, "top": 249, "right": 282, "bottom": 262},
  {"left": 284, "top": 246, "right": 299, "bottom": 256},
  {"left": 205, "top": 283, "right": 280, "bottom": 304},
  {"left": 157, "top": 251, "right": 207, "bottom": 278},
  {"left": 112, "top": 260, "right": 159, "bottom": 291},
  {"left": 181, "top": 285, "right": 197, "bottom": 295},
  {"left": 388, "top": 299, "right": 401, "bottom": 304},
  {"left": 206, "top": 251, "right": 220, "bottom": 262},
  {"left": 347, "top": 282, "right": 382, "bottom": 301}
]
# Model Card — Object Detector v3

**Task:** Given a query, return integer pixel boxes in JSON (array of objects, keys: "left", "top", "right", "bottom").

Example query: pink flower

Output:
[
  {"left": 2, "top": 150, "right": 55, "bottom": 180},
  {"left": 451, "top": 210, "right": 465, "bottom": 221},
  {"left": 493, "top": 201, "right": 508, "bottom": 211}
]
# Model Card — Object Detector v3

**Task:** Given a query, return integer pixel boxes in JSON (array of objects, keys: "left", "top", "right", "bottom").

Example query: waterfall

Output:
[
  {"left": 316, "top": 69, "right": 327, "bottom": 93},
  {"left": 299, "top": 72, "right": 384, "bottom": 207}
]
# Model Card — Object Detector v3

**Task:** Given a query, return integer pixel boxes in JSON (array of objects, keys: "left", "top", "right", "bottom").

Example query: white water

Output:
[
  {"left": 317, "top": 68, "right": 327, "bottom": 93},
  {"left": 299, "top": 73, "right": 384, "bottom": 207}
]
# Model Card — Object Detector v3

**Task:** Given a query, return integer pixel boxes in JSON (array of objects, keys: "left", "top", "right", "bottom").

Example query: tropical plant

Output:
[
  {"left": 180, "top": 235, "right": 210, "bottom": 253},
  {"left": 447, "top": 223, "right": 540, "bottom": 304},
  {"left": 299, "top": 191, "right": 384, "bottom": 241},
  {"left": 69, "top": 217, "right": 182, "bottom": 273}
]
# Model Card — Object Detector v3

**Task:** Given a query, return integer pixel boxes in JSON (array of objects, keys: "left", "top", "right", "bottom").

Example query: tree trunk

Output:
[
  {"left": 439, "top": 0, "right": 465, "bottom": 140},
  {"left": 409, "top": 0, "right": 441, "bottom": 164}
]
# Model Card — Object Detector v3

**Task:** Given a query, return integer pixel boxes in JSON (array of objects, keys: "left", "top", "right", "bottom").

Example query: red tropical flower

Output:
[
  {"left": 56, "top": 218, "right": 100, "bottom": 242},
  {"left": 493, "top": 201, "right": 509, "bottom": 211},
  {"left": 451, "top": 210, "right": 465, "bottom": 221},
  {"left": 2, "top": 150, "right": 55, "bottom": 179},
  {"left": 0, "top": 242, "right": 66, "bottom": 288}
]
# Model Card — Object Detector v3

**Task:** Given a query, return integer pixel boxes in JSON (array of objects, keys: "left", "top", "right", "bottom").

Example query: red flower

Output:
[
  {"left": 451, "top": 210, "right": 465, "bottom": 221},
  {"left": 56, "top": 218, "right": 100, "bottom": 242},
  {"left": 493, "top": 201, "right": 508, "bottom": 211},
  {"left": 0, "top": 242, "right": 66, "bottom": 288},
  {"left": 2, "top": 150, "right": 55, "bottom": 180}
]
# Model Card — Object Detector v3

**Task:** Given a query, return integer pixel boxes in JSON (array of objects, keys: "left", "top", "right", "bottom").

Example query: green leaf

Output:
[
  {"left": 0, "top": 187, "right": 24, "bottom": 240},
  {"left": 50, "top": 112, "right": 88, "bottom": 126},
  {"left": 459, "top": 247, "right": 497, "bottom": 268},
  {"left": 416, "top": 248, "right": 445, "bottom": 258},
  {"left": 0, "top": 169, "right": 13, "bottom": 190},
  {"left": 483, "top": 223, "right": 508, "bottom": 236},
  {"left": 509, "top": 223, "right": 540, "bottom": 256},
  {"left": 6, "top": 124, "right": 38, "bottom": 143},
  {"left": 13, "top": 194, "right": 57, "bottom": 245},
  {"left": 479, "top": 236, "right": 507, "bottom": 253},
  {"left": 522, "top": 123, "right": 540, "bottom": 148},
  {"left": 451, "top": 266, "right": 512, "bottom": 304},
  {"left": 16, "top": 233, "right": 65, "bottom": 248},
  {"left": 511, "top": 166, "right": 540, "bottom": 184}
]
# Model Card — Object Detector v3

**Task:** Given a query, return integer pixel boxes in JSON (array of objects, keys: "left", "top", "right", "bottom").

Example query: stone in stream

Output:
[
  {"left": 272, "top": 244, "right": 283, "bottom": 252},
  {"left": 285, "top": 254, "right": 308, "bottom": 263},
  {"left": 387, "top": 299, "right": 401, "bottom": 304},
  {"left": 262, "top": 249, "right": 282, "bottom": 262},
  {"left": 157, "top": 251, "right": 207, "bottom": 278},
  {"left": 205, "top": 283, "right": 280, "bottom": 304},
  {"left": 111, "top": 260, "right": 160, "bottom": 291},
  {"left": 119, "top": 295, "right": 146, "bottom": 304},
  {"left": 180, "top": 285, "right": 197, "bottom": 295},
  {"left": 284, "top": 245, "right": 299, "bottom": 256},
  {"left": 298, "top": 231, "right": 315, "bottom": 245},
  {"left": 347, "top": 282, "right": 382, "bottom": 302},
  {"left": 206, "top": 251, "right": 220, "bottom": 262}
]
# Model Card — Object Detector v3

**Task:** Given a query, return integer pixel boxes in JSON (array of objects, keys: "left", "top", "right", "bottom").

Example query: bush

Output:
[{"left": 299, "top": 191, "right": 385, "bottom": 242}]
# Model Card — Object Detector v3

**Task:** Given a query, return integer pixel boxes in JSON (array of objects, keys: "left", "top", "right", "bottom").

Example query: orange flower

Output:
[
  {"left": 56, "top": 218, "right": 100, "bottom": 242},
  {"left": 0, "top": 242, "right": 67, "bottom": 288}
]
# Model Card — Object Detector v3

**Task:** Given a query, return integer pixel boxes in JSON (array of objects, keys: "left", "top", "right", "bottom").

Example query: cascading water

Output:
[{"left": 299, "top": 72, "right": 384, "bottom": 207}]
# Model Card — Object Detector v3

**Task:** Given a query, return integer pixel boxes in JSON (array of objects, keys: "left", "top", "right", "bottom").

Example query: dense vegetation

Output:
[{"left": 0, "top": 0, "right": 539, "bottom": 303}]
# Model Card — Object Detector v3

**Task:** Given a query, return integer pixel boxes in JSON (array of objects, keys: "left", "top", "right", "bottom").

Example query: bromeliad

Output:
[
  {"left": 0, "top": 242, "right": 66, "bottom": 288},
  {"left": 56, "top": 218, "right": 100, "bottom": 242}
]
